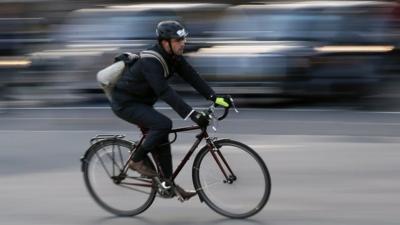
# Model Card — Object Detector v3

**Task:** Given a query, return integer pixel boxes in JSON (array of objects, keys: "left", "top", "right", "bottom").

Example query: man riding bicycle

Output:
[{"left": 111, "top": 20, "right": 231, "bottom": 200}]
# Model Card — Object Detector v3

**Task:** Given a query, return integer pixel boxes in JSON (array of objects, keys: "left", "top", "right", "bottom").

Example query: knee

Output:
[{"left": 159, "top": 117, "right": 172, "bottom": 131}]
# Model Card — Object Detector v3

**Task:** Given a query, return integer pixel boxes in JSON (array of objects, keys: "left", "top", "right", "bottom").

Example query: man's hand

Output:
[
  {"left": 212, "top": 95, "right": 231, "bottom": 108},
  {"left": 190, "top": 111, "right": 209, "bottom": 127}
]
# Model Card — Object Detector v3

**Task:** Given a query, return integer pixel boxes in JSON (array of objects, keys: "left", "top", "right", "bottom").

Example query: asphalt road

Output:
[{"left": 0, "top": 105, "right": 399, "bottom": 225}]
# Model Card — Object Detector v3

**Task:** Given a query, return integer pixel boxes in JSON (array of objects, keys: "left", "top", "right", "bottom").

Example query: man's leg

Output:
[
  {"left": 113, "top": 103, "right": 196, "bottom": 199},
  {"left": 113, "top": 103, "right": 172, "bottom": 177},
  {"left": 154, "top": 140, "right": 173, "bottom": 179}
]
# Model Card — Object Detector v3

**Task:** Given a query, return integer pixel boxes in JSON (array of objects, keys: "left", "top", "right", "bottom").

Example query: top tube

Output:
[{"left": 170, "top": 125, "right": 201, "bottom": 133}]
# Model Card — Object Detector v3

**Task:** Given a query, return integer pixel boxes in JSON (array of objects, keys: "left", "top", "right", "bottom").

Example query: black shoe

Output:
[
  {"left": 129, "top": 160, "right": 157, "bottom": 177},
  {"left": 174, "top": 185, "right": 197, "bottom": 200}
]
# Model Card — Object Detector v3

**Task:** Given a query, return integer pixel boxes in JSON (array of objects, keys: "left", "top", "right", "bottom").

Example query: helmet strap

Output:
[{"left": 168, "top": 40, "right": 176, "bottom": 59}]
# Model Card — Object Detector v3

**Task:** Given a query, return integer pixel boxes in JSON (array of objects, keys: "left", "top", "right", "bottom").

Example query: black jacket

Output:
[{"left": 112, "top": 43, "right": 215, "bottom": 118}]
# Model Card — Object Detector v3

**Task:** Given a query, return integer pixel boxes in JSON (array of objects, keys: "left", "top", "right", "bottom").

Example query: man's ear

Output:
[{"left": 161, "top": 40, "right": 170, "bottom": 53}]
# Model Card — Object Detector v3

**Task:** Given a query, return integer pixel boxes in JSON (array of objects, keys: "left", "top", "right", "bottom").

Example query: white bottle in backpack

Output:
[{"left": 96, "top": 60, "right": 125, "bottom": 101}]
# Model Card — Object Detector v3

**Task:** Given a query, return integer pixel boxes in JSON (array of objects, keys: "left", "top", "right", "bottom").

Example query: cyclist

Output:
[{"left": 111, "top": 20, "right": 230, "bottom": 200}]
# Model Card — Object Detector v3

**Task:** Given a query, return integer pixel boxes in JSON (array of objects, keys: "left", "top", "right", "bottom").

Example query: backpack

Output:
[{"left": 96, "top": 50, "right": 169, "bottom": 101}]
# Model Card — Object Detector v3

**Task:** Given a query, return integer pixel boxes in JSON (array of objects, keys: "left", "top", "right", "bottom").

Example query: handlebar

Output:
[
  {"left": 203, "top": 96, "right": 238, "bottom": 130},
  {"left": 217, "top": 107, "right": 230, "bottom": 121}
]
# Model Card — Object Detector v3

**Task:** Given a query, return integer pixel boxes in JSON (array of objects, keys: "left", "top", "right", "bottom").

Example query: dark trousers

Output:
[{"left": 112, "top": 102, "right": 173, "bottom": 178}]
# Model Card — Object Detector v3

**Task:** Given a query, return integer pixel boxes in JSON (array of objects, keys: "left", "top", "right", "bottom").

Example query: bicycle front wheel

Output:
[
  {"left": 82, "top": 139, "right": 156, "bottom": 216},
  {"left": 193, "top": 139, "right": 271, "bottom": 219}
]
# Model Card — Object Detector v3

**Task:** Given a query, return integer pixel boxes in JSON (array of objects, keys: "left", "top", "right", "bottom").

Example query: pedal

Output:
[
  {"left": 153, "top": 177, "right": 176, "bottom": 198},
  {"left": 177, "top": 196, "right": 185, "bottom": 203},
  {"left": 174, "top": 189, "right": 185, "bottom": 203}
]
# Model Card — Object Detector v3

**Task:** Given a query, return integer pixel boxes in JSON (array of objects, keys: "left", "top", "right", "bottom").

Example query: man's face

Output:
[{"left": 163, "top": 38, "right": 186, "bottom": 55}]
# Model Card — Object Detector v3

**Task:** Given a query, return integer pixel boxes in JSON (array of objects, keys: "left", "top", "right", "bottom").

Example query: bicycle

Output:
[{"left": 80, "top": 104, "right": 271, "bottom": 219}]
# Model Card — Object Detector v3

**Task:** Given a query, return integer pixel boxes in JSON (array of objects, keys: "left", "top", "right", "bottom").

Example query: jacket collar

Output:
[
  {"left": 153, "top": 42, "right": 184, "bottom": 64},
  {"left": 153, "top": 43, "right": 173, "bottom": 64}
]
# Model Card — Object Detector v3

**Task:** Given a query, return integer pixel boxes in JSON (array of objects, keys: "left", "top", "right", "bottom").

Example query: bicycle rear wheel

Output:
[
  {"left": 193, "top": 139, "right": 271, "bottom": 218},
  {"left": 82, "top": 139, "right": 156, "bottom": 216}
]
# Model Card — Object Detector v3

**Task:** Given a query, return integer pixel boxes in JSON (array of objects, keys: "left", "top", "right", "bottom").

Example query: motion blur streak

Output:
[
  {"left": 0, "top": 0, "right": 399, "bottom": 107},
  {"left": 314, "top": 45, "right": 395, "bottom": 53},
  {"left": 0, "top": 58, "right": 31, "bottom": 67}
]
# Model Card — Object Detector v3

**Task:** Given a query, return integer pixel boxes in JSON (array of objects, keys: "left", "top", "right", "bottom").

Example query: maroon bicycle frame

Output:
[{"left": 121, "top": 124, "right": 235, "bottom": 186}]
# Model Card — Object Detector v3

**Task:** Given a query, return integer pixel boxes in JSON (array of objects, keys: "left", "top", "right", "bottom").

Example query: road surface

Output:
[{"left": 0, "top": 105, "right": 399, "bottom": 225}]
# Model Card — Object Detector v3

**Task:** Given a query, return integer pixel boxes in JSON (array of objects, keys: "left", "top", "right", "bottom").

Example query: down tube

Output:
[{"left": 171, "top": 134, "right": 204, "bottom": 180}]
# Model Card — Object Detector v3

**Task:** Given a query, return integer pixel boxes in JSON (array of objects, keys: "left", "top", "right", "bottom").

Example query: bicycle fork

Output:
[{"left": 206, "top": 138, "right": 237, "bottom": 184}]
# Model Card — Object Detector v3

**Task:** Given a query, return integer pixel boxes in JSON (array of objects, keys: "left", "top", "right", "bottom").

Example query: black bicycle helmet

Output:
[{"left": 156, "top": 20, "right": 188, "bottom": 40}]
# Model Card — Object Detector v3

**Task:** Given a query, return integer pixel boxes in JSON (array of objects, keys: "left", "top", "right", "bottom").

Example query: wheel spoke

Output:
[
  {"left": 118, "top": 183, "right": 153, "bottom": 195},
  {"left": 193, "top": 140, "right": 271, "bottom": 218},
  {"left": 103, "top": 147, "right": 123, "bottom": 172},
  {"left": 83, "top": 139, "right": 156, "bottom": 216},
  {"left": 94, "top": 150, "right": 113, "bottom": 178},
  {"left": 118, "top": 144, "right": 125, "bottom": 168}
]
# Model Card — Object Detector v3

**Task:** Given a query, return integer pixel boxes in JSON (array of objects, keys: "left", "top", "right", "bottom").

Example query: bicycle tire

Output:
[
  {"left": 82, "top": 139, "right": 156, "bottom": 216},
  {"left": 192, "top": 139, "right": 271, "bottom": 219}
]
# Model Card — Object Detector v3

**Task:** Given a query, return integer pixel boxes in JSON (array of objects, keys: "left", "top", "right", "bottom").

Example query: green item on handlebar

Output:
[{"left": 215, "top": 97, "right": 230, "bottom": 108}]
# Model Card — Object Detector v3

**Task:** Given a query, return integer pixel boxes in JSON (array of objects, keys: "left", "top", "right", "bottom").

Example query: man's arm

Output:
[
  {"left": 175, "top": 56, "right": 216, "bottom": 100},
  {"left": 141, "top": 58, "right": 193, "bottom": 119}
]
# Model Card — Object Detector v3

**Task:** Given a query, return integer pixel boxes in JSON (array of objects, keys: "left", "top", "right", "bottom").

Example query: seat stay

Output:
[{"left": 120, "top": 135, "right": 146, "bottom": 175}]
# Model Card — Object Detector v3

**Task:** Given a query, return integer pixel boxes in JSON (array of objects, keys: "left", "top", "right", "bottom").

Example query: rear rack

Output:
[{"left": 90, "top": 134, "right": 125, "bottom": 145}]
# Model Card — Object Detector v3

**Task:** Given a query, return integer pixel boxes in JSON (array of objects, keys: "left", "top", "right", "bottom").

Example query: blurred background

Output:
[
  {"left": 1, "top": 2, "right": 400, "bottom": 225},
  {"left": 0, "top": 0, "right": 399, "bottom": 109}
]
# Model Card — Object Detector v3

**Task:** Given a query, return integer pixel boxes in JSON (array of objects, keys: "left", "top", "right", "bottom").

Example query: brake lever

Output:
[
  {"left": 211, "top": 115, "right": 218, "bottom": 131},
  {"left": 208, "top": 105, "right": 218, "bottom": 131},
  {"left": 230, "top": 97, "right": 239, "bottom": 113}
]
